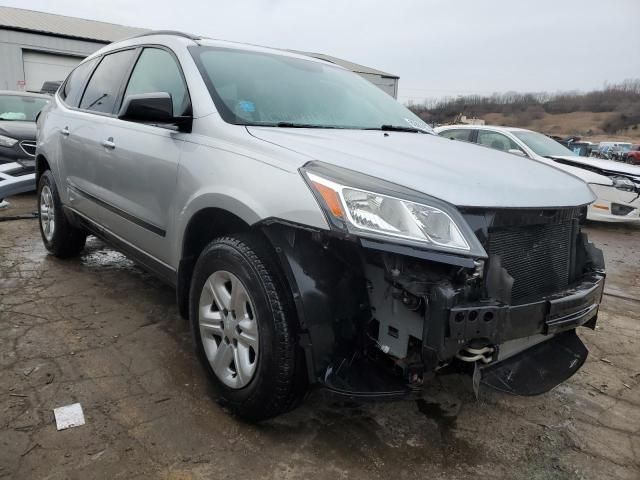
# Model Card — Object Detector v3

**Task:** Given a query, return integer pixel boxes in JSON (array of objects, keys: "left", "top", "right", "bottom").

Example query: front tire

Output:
[
  {"left": 37, "top": 170, "right": 86, "bottom": 257},
  {"left": 189, "top": 233, "right": 305, "bottom": 421}
]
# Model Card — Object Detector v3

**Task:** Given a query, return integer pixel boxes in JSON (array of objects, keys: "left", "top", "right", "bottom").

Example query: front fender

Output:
[
  {"left": 172, "top": 140, "right": 329, "bottom": 266},
  {"left": 260, "top": 222, "right": 369, "bottom": 383}
]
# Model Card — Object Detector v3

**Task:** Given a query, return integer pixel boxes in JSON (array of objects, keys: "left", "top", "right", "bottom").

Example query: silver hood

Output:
[{"left": 248, "top": 128, "right": 596, "bottom": 208}]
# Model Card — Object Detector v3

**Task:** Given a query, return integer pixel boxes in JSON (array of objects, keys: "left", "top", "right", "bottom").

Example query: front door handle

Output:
[
  {"left": 61, "top": 126, "right": 70, "bottom": 137},
  {"left": 102, "top": 138, "right": 115, "bottom": 150}
]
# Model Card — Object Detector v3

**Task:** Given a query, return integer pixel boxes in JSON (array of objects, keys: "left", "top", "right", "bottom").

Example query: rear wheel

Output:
[
  {"left": 189, "top": 233, "right": 306, "bottom": 421},
  {"left": 37, "top": 170, "right": 86, "bottom": 257}
]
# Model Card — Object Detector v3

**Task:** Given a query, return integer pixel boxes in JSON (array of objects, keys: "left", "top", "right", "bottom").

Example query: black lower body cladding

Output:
[{"left": 261, "top": 206, "right": 605, "bottom": 399}]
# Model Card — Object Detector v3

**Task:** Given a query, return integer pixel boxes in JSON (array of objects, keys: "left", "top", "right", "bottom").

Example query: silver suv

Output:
[{"left": 36, "top": 32, "right": 606, "bottom": 421}]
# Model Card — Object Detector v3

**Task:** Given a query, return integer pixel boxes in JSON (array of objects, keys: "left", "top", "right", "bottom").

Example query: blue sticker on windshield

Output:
[{"left": 238, "top": 101, "right": 255, "bottom": 113}]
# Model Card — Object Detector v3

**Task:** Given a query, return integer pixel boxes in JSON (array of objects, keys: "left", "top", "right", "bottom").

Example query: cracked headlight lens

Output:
[
  {"left": 611, "top": 176, "right": 636, "bottom": 192},
  {"left": 307, "top": 172, "right": 471, "bottom": 252},
  {"left": 0, "top": 134, "right": 18, "bottom": 148}
]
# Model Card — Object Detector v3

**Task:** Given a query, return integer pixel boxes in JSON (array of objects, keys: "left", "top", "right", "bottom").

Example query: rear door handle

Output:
[
  {"left": 102, "top": 138, "right": 115, "bottom": 150},
  {"left": 61, "top": 126, "right": 70, "bottom": 137}
]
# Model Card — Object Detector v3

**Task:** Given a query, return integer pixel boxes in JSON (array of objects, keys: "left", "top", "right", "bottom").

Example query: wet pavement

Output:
[{"left": 1, "top": 194, "right": 639, "bottom": 480}]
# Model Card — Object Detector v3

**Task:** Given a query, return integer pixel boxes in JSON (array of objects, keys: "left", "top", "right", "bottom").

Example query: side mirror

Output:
[
  {"left": 508, "top": 149, "right": 526, "bottom": 157},
  {"left": 118, "top": 92, "right": 174, "bottom": 123}
]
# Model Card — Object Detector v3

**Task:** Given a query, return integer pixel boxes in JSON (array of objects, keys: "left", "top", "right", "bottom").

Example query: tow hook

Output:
[{"left": 456, "top": 345, "right": 494, "bottom": 364}]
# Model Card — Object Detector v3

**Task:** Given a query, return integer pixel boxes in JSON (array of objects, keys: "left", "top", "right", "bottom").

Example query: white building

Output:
[{"left": 0, "top": 7, "right": 399, "bottom": 97}]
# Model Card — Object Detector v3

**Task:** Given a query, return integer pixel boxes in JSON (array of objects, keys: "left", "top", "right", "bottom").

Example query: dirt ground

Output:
[{"left": 1, "top": 193, "right": 639, "bottom": 480}]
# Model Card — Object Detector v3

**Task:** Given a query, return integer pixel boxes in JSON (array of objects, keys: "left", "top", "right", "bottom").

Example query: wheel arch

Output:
[
  {"left": 176, "top": 206, "right": 253, "bottom": 319},
  {"left": 36, "top": 154, "right": 51, "bottom": 185}
]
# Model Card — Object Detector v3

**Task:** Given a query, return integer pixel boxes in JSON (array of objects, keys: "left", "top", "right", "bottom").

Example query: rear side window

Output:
[
  {"left": 122, "top": 48, "right": 190, "bottom": 116},
  {"left": 439, "top": 129, "right": 473, "bottom": 142},
  {"left": 60, "top": 57, "right": 99, "bottom": 107},
  {"left": 477, "top": 130, "right": 523, "bottom": 153},
  {"left": 79, "top": 49, "right": 137, "bottom": 114}
]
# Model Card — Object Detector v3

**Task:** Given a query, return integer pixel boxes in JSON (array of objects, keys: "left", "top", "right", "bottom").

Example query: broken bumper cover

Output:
[
  {"left": 447, "top": 273, "right": 604, "bottom": 396},
  {"left": 479, "top": 330, "right": 588, "bottom": 395}
]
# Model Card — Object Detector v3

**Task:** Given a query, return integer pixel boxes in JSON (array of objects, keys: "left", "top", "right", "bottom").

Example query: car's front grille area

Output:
[
  {"left": 488, "top": 221, "right": 574, "bottom": 304},
  {"left": 19, "top": 140, "right": 36, "bottom": 157}
]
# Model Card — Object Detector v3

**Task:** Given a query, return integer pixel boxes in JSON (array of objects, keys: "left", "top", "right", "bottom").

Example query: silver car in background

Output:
[{"left": 36, "top": 32, "right": 606, "bottom": 421}]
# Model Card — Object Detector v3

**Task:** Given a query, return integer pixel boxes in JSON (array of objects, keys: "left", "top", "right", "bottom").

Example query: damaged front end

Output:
[{"left": 262, "top": 162, "right": 605, "bottom": 399}]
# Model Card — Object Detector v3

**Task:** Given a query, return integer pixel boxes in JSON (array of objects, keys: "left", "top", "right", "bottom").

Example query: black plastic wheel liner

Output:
[
  {"left": 480, "top": 330, "right": 588, "bottom": 396},
  {"left": 321, "top": 353, "right": 413, "bottom": 400}
]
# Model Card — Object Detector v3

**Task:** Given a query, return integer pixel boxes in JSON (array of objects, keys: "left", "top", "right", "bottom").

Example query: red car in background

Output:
[{"left": 627, "top": 145, "right": 640, "bottom": 165}]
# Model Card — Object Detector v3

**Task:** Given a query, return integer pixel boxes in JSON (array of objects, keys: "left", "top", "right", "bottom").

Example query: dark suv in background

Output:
[{"left": 0, "top": 91, "right": 50, "bottom": 171}]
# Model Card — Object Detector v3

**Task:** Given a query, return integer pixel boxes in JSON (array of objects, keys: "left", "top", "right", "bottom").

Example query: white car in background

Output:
[{"left": 434, "top": 125, "right": 640, "bottom": 223}]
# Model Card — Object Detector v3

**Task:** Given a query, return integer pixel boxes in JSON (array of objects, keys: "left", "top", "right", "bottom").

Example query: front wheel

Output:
[
  {"left": 37, "top": 170, "right": 86, "bottom": 257},
  {"left": 189, "top": 233, "right": 306, "bottom": 421}
]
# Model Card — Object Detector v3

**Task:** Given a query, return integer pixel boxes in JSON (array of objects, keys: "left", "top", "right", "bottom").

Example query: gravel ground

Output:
[{"left": 1, "top": 194, "right": 639, "bottom": 480}]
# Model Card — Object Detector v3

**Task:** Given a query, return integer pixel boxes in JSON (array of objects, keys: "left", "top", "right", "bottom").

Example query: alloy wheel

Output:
[
  {"left": 198, "top": 270, "right": 259, "bottom": 389},
  {"left": 39, "top": 185, "right": 55, "bottom": 242}
]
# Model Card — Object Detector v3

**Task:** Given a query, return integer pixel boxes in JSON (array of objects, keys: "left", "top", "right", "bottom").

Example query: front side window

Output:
[
  {"left": 60, "top": 57, "right": 99, "bottom": 107},
  {"left": 0, "top": 95, "right": 49, "bottom": 121},
  {"left": 512, "top": 130, "right": 576, "bottom": 157},
  {"left": 439, "top": 129, "right": 473, "bottom": 142},
  {"left": 477, "top": 130, "right": 523, "bottom": 154},
  {"left": 123, "top": 48, "right": 190, "bottom": 116},
  {"left": 190, "top": 46, "right": 432, "bottom": 132},
  {"left": 79, "top": 49, "right": 137, "bottom": 114}
]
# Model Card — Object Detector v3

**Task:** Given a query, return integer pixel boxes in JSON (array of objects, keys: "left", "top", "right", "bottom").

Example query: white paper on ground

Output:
[{"left": 53, "top": 403, "right": 85, "bottom": 430}]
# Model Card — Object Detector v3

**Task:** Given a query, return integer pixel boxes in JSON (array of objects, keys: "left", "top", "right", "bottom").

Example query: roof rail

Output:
[{"left": 125, "top": 30, "right": 201, "bottom": 41}]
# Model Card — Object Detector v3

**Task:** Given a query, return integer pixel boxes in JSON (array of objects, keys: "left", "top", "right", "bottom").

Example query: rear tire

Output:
[
  {"left": 37, "top": 170, "right": 86, "bottom": 258},
  {"left": 189, "top": 232, "right": 306, "bottom": 421}
]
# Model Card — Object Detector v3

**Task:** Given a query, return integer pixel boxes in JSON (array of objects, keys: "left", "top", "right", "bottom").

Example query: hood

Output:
[
  {"left": 551, "top": 155, "right": 640, "bottom": 180},
  {"left": 247, "top": 127, "right": 596, "bottom": 208},
  {"left": 0, "top": 121, "right": 36, "bottom": 141}
]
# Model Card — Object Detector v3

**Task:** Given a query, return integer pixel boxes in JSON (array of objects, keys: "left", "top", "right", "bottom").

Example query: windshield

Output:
[
  {"left": 0, "top": 95, "right": 49, "bottom": 121},
  {"left": 512, "top": 130, "right": 576, "bottom": 157},
  {"left": 190, "top": 46, "right": 432, "bottom": 132}
]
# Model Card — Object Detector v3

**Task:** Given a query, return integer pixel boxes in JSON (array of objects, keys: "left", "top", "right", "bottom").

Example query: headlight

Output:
[
  {"left": 0, "top": 134, "right": 18, "bottom": 148},
  {"left": 611, "top": 176, "right": 636, "bottom": 192},
  {"left": 301, "top": 162, "right": 486, "bottom": 257}
]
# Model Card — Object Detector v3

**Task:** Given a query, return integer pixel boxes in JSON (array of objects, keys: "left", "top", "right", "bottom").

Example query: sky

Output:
[{"left": 2, "top": 0, "right": 639, "bottom": 104}]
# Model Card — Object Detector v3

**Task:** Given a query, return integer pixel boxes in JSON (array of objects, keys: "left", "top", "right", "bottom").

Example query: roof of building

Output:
[
  {"left": 0, "top": 8, "right": 398, "bottom": 79},
  {"left": 0, "top": 6, "right": 147, "bottom": 43},
  {"left": 287, "top": 49, "right": 398, "bottom": 78}
]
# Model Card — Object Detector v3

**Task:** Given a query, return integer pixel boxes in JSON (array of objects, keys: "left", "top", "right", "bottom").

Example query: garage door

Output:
[{"left": 23, "top": 51, "right": 82, "bottom": 92}]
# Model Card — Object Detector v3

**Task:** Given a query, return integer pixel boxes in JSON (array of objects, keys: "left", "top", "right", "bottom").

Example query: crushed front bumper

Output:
[
  {"left": 445, "top": 273, "right": 604, "bottom": 349},
  {"left": 433, "top": 273, "right": 604, "bottom": 395}
]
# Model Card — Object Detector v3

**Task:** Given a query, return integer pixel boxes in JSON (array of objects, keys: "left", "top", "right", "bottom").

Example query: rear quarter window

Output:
[
  {"left": 60, "top": 57, "right": 99, "bottom": 108},
  {"left": 79, "top": 49, "right": 137, "bottom": 114},
  {"left": 438, "top": 129, "right": 473, "bottom": 142}
]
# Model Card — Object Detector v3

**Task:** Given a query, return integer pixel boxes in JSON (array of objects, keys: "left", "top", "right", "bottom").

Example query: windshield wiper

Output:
[
  {"left": 366, "top": 125, "right": 427, "bottom": 133},
  {"left": 274, "top": 122, "right": 342, "bottom": 129}
]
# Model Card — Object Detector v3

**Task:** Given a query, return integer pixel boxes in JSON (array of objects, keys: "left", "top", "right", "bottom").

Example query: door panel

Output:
[
  {"left": 86, "top": 46, "right": 190, "bottom": 264},
  {"left": 58, "top": 50, "right": 137, "bottom": 220},
  {"left": 58, "top": 109, "right": 103, "bottom": 219},
  {"left": 93, "top": 118, "right": 184, "bottom": 263}
]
